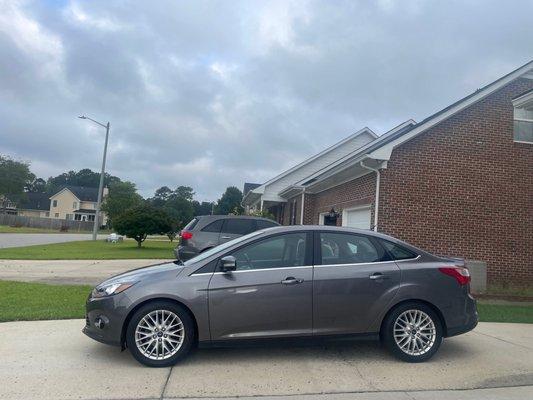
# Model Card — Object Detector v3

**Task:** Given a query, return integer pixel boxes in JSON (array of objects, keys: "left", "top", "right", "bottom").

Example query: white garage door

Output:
[{"left": 343, "top": 206, "right": 371, "bottom": 229}]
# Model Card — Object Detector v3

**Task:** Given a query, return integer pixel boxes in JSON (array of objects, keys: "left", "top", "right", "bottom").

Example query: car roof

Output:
[{"left": 195, "top": 215, "right": 279, "bottom": 222}]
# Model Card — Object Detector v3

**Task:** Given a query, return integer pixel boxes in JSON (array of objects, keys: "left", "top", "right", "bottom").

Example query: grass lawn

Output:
[
  {"left": 0, "top": 239, "right": 176, "bottom": 260},
  {"left": 477, "top": 301, "right": 533, "bottom": 324},
  {"left": 0, "top": 280, "right": 92, "bottom": 322},
  {"left": 0, "top": 280, "right": 531, "bottom": 324}
]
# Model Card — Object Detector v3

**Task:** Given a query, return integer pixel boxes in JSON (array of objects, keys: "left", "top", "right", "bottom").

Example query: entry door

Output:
[
  {"left": 313, "top": 232, "right": 400, "bottom": 335},
  {"left": 208, "top": 232, "right": 313, "bottom": 340}
]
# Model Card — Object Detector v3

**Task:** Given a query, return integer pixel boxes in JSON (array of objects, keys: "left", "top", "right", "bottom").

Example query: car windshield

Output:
[{"left": 183, "top": 230, "right": 264, "bottom": 265}]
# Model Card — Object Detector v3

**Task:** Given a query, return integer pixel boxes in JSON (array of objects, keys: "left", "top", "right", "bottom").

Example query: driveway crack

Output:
[
  {"left": 161, "top": 366, "right": 173, "bottom": 400},
  {"left": 472, "top": 331, "right": 533, "bottom": 350}
]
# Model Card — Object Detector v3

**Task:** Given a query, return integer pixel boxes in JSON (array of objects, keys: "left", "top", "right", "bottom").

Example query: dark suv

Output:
[{"left": 174, "top": 215, "right": 279, "bottom": 261}]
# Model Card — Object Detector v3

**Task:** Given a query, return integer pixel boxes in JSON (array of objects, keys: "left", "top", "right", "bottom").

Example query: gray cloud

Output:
[{"left": 1, "top": 0, "right": 532, "bottom": 200}]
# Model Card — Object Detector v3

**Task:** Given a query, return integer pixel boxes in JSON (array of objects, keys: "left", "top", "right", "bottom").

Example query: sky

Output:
[{"left": 1, "top": 0, "right": 532, "bottom": 201}]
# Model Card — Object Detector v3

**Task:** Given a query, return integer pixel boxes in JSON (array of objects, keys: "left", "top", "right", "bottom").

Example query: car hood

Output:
[{"left": 97, "top": 261, "right": 182, "bottom": 287}]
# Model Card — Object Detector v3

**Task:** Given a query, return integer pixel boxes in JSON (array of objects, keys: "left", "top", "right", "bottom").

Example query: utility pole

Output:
[{"left": 78, "top": 116, "right": 110, "bottom": 240}]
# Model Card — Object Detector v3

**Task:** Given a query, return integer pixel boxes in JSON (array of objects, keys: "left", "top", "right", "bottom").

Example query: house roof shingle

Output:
[
  {"left": 17, "top": 193, "right": 51, "bottom": 211},
  {"left": 58, "top": 186, "right": 99, "bottom": 202}
]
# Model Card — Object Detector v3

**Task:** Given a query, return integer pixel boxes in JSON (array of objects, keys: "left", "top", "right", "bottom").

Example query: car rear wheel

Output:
[
  {"left": 381, "top": 302, "right": 443, "bottom": 363},
  {"left": 126, "top": 301, "right": 195, "bottom": 367}
]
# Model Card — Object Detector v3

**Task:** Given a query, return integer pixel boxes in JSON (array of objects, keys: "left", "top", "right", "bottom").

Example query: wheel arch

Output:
[
  {"left": 379, "top": 299, "right": 448, "bottom": 337},
  {"left": 121, "top": 297, "right": 199, "bottom": 349}
]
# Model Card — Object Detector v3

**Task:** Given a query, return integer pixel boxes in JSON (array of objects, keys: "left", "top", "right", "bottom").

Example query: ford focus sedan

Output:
[{"left": 83, "top": 226, "right": 478, "bottom": 367}]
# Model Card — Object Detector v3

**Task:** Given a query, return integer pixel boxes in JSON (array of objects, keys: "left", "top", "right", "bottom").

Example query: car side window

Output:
[
  {"left": 320, "top": 233, "right": 383, "bottom": 265},
  {"left": 229, "top": 233, "right": 307, "bottom": 270},
  {"left": 222, "top": 219, "right": 256, "bottom": 235},
  {"left": 202, "top": 219, "right": 224, "bottom": 233},
  {"left": 256, "top": 220, "right": 277, "bottom": 230},
  {"left": 380, "top": 240, "right": 418, "bottom": 260}
]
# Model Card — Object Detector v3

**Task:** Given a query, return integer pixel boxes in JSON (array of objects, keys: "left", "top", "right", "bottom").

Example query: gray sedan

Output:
[{"left": 83, "top": 226, "right": 478, "bottom": 367}]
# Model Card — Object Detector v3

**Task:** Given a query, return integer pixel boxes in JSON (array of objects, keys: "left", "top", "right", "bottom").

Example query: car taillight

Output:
[
  {"left": 181, "top": 231, "right": 193, "bottom": 240},
  {"left": 439, "top": 267, "right": 471, "bottom": 286}
]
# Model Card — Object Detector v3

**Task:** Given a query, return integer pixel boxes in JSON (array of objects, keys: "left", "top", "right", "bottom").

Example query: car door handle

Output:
[
  {"left": 369, "top": 272, "right": 388, "bottom": 280},
  {"left": 281, "top": 277, "right": 304, "bottom": 285}
]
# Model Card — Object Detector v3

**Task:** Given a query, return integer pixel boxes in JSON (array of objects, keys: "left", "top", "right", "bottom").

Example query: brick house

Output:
[{"left": 243, "top": 60, "right": 533, "bottom": 283}]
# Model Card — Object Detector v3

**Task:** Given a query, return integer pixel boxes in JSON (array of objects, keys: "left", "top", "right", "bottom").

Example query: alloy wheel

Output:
[
  {"left": 393, "top": 309, "right": 436, "bottom": 356},
  {"left": 135, "top": 310, "right": 185, "bottom": 360}
]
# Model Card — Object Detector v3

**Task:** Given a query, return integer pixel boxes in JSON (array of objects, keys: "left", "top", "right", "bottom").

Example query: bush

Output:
[{"left": 113, "top": 205, "right": 172, "bottom": 247}]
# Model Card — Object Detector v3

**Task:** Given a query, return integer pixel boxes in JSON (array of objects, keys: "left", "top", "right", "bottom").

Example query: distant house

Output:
[
  {"left": 16, "top": 193, "right": 51, "bottom": 218},
  {"left": 14, "top": 185, "right": 108, "bottom": 224}
]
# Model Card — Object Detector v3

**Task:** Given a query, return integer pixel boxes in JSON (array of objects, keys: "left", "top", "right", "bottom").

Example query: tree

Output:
[
  {"left": 27, "top": 177, "right": 47, "bottom": 193},
  {"left": 113, "top": 205, "right": 171, "bottom": 247},
  {"left": 215, "top": 186, "right": 243, "bottom": 215},
  {"left": 162, "top": 206, "right": 181, "bottom": 242},
  {"left": 165, "top": 196, "right": 194, "bottom": 230},
  {"left": 0, "top": 155, "right": 35, "bottom": 211},
  {"left": 170, "top": 186, "right": 194, "bottom": 202},
  {"left": 101, "top": 181, "right": 144, "bottom": 227},
  {"left": 192, "top": 200, "right": 213, "bottom": 216},
  {"left": 150, "top": 186, "right": 173, "bottom": 207},
  {"left": 46, "top": 169, "right": 121, "bottom": 193}
]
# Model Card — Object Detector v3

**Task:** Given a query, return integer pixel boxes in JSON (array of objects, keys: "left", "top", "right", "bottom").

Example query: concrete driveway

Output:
[
  {"left": 0, "top": 259, "right": 172, "bottom": 285},
  {"left": 0, "top": 321, "right": 531, "bottom": 400},
  {"left": 0, "top": 233, "right": 107, "bottom": 249}
]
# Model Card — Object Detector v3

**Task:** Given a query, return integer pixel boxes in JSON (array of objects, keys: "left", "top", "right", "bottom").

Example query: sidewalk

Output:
[{"left": 0, "top": 259, "right": 172, "bottom": 285}]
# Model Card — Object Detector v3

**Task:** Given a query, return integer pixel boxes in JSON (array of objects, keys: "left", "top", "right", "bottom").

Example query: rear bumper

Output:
[
  {"left": 445, "top": 293, "right": 479, "bottom": 337},
  {"left": 174, "top": 245, "right": 198, "bottom": 261}
]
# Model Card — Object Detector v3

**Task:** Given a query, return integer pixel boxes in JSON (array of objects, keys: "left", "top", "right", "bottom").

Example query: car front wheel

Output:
[
  {"left": 381, "top": 302, "right": 443, "bottom": 362},
  {"left": 126, "top": 301, "right": 195, "bottom": 367}
]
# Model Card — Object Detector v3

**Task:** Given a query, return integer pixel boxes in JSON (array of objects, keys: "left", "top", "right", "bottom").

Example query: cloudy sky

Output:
[{"left": 1, "top": 0, "right": 532, "bottom": 201}]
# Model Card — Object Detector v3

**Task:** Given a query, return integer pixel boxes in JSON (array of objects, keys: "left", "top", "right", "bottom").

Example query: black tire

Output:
[
  {"left": 126, "top": 300, "right": 196, "bottom": 367},
  {"left": 381, "top": 302, "right": 443, "bottom": 363}
]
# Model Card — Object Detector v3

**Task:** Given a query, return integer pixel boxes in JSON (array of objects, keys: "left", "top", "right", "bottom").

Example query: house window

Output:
[
  {"left": 54, "top": 213, "right": 59, "bottom": 218},
  {"left": 52, "top": 200, "right": 58, "bottom": 207},
  {"left": 88, "top": 215, "right": 95, "bottom": 222},
  {"left": 45, "top": 212, "right": 50, "bottom": 217},
  {"left": 73, "top": 202, "right": 77, "bottom": 209},
  {"left": 513, "top": 91, "right": 533, "bottom": 143},
  {"left": 74, "top": 214, "right": 81, "bottom": 221},
  {"left": 66, "top": 214, "right": 73, "bottom": 220}
]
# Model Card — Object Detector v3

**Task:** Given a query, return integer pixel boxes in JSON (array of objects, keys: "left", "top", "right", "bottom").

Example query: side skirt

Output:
[{"left": 198, "top": 332, "right": 380, "bottom": 349}]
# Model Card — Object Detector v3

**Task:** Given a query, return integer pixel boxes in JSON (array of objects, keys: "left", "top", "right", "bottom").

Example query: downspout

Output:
[
  {"left": 360, "top": 161, "right": 381, "bottom": 232},
  {"left": 300, "top": 189, "right": 305, "bottom": 225}
]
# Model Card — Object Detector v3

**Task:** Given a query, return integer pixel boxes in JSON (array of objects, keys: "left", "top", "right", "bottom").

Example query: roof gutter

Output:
[{"left": 360, "top": 161, "right": 381, "bottom": 232}]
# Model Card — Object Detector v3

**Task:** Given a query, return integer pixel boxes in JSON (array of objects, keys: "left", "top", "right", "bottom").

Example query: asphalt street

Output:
[{"left": 0, "top": 233, "right": 107, "bottom": 249}]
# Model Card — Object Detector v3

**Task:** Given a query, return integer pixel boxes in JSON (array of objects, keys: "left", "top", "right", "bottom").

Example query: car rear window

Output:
[
  {"left": 182, "top": 218, "right": 199, "bottom": 231},
  {"left": 201, "top": 219, "right": 224, "bottom": 233},
  {"left": 222, "top": 219, "right": 256, "bottom": 235},
  {"left": 380, "top": 240, "right": 418, "bottom": 260},
  {"left": 256, "top": 220, "right": 278, "bottom": 230}
]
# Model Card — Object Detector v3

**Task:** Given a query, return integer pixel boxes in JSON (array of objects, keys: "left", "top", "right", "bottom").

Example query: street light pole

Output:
[{"left": 78, "top": 116, "right": 110, "bottom": 241}]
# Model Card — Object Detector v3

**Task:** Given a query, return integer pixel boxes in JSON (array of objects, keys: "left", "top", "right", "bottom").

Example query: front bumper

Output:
[{"left": 82, "top": 294, "right": 126, "bottom": 347}]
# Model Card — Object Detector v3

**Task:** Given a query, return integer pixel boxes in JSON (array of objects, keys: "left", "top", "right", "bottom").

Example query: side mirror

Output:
[{"left": 220, "top": 255, "right": 237, "bottom": 272}]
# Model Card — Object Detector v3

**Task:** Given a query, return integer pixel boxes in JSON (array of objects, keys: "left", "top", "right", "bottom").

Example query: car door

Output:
[
  {"left": 313, "top": 231, "right": 401, "bottom": 335},
  {"left": 218, "top": 218, "right": 257, "bottom": 244},
  {"left": 208, "top": 232, "right": 313, "bottom": 340}
]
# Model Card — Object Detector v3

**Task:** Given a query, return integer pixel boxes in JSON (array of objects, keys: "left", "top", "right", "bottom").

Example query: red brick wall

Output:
[
  {"left": 377, "top": 78, "right": 533, "bottom": 284},
  {"left": 306, "top": 173, "right": 376, "bottom": 226},
  {"left": 293, "top": 78, "right": 533, "bottom": 283}
]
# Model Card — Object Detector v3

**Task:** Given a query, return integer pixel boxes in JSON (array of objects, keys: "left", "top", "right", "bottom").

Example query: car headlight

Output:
[{"left": 91, "top": 281, "right": 137, "bottom": 298}]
